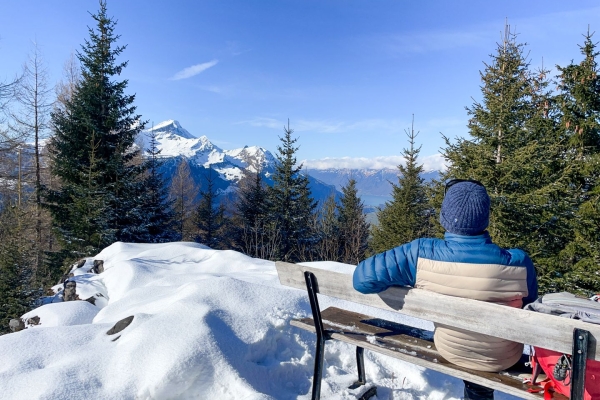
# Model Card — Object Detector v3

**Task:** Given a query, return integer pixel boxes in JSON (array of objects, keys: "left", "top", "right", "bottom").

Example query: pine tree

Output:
[
  {"left": 337, "top": 178, "right": 370, "bottom": 264},
  {"left": 0, "top": 204, "right": 37, "bottom": 334},
  {"left": 371, "top": 117, "right": 430, "bottom": 254},
  {"left": 233, "top": 160, "right": 270, "bottom": 257},
  {"left": 169, "top": 159, "right": 199, "bottom": 241},
  {"left": 443, "top": 25, "right": 547, "bottom": 245},
  {"left": 127, "top": 127, "right": 177, "bottom": 243},
  {"left": 268, "top": 120, "right": 317, "bottom": 261},
  {"left": 557, "top": 29, "right": 600, "bottom": 156},
  {"left": 195, "top": 168, "right": 227, "bottom": 249},
  {"left": 312, "top": 195, "right": 340, "bottom": 261},
  {"left": 45, "top": 1, "right": 145, "bottom": 259},
  {"left": 441, "top": 24, "right": 577, "bottom": 294},
  {"left": 549, "top": 30, "right": 600, "bottom": 294}
]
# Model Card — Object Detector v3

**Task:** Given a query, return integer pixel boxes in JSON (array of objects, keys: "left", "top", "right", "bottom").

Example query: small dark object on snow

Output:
[
  {"left": 27, "top": 316, "right": 40, "bottom": 326},
  {"left": 84, "top": 293, "right": 104, "bottom": 305},
  {"left": 358, "top": 387, "right": 377, "bottom": 400},
  {"left": 9, "top": 319, "right": 25, "bottom": 332},
  {"left": 85, "top": 296, "right": 96, "bottom": 305},
  {"left": 106, "top": 316, "right": 134, "bottom": 335},
  {"left": 76, "top": 259, "right": 86, "bottom": 269},
  {"left": 63, "top": 280, "right": 78, "bottom": 301}
]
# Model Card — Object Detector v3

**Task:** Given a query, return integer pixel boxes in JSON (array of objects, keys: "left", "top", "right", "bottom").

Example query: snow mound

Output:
[
  {"left": 22, "top": 301, "right": 100, "bottom": 328},
  {"left": 0, "top": 242, "right": 467, "bottom": 400}
]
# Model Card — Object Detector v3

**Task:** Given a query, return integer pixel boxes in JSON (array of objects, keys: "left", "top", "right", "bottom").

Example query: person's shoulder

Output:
[
  {"left": 505, "top": 247, "right": 533, "bottom": 266},
  {"left": 409, "top": 237, "right": 444, "bottom": 249},
  {"left": 408, "top": 237, "right": 447, "bottom": 258}
]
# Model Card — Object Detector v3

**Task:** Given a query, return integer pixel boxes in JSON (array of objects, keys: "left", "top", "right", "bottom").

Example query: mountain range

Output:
[
  {"left": 140, "top": 120, "right": 339, "bottom": 204},
  {"left": 140, "top": 120, "right": 442, "bottom": 207},
  {"left": 3, "top": 120, "right": 440, "bottom": 208}
]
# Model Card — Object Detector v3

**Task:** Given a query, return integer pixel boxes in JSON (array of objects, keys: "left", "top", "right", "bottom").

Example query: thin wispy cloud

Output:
[
  {"left": 237, "top": 117, "right": 410, "bottom": 134},
  {"left": 302, "top": 153, "right": 447, "bottom": 172},
  {"left": 296, "top": 119, "right": 345, "bottom": 133},
  {"left": 236, "top": 117, "right": 282, "bottom": 130},
  {"left": 170, "top": 60, "right": 218, "bottom": 80},
  {"left": 238, "top": 117, "right": 343, "bottom": 132},
  {"left": 375, "top": 6, "right": 600, "bottom": 57}
]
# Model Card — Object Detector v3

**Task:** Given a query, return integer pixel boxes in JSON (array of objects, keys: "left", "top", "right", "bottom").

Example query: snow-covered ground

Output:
[{"left": 0, "top": 242, "right": 520, "bottom": 400}]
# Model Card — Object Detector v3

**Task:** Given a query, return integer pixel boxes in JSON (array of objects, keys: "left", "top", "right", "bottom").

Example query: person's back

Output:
[{"left": 353, "top": 180, "right": 538, "bottom": 399}]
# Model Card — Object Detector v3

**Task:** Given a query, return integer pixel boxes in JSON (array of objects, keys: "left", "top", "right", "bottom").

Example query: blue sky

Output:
[{"left": 2, "top": 1, "right": 600, "bottom": 170}]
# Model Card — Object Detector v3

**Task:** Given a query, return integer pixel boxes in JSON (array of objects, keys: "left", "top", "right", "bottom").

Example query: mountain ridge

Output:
[
  {"left": 140, "top": 120, "right": 339, "bottom": 203},
  {"left": 140, "top": 120, "right": 440, "bottom": 205}
]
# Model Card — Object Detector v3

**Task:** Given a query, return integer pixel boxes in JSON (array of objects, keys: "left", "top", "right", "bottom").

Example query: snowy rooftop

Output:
[{"left": 0, "top": 242, "right": 488, "bottom": 400}]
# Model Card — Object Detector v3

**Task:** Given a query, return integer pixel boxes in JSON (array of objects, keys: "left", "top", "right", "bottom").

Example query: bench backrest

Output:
[{"left": 276, "top": 261, "right": 600, "bottom": 361}]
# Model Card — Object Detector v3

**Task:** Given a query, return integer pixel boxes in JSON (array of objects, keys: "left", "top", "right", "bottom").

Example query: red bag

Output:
[{"left": 531, "top": 347, "right": 600, "bottom": 399}]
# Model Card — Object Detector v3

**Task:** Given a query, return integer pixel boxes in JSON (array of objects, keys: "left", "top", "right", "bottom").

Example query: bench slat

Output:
[
  {"left": 276, "top": 261, "right": 600, "bottom": 360},
  {"left": 292, "top": 307, "right": 566, "bottom": 400}
]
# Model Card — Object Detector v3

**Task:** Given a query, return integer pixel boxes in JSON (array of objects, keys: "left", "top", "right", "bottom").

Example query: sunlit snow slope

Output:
[{"left": 0, "top": 242, "right": 488, "bottom": 400}]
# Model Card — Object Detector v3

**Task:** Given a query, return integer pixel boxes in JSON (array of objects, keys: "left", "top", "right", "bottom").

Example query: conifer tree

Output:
[
  {"left": 233, "top": 159, "right": 270, "bottom": 256},
  {"left": 268, "top": 120, "right": 317, "bottom": 261},
  {"left": 549, "top": 30, "right": 600, "bottom": 294},
  {"left": 441, "top": 24, "right": 579, "bottom": 294},
  {"left": 312, "top": 195, "right": 340, "bottom": 261},
  {"left": 45, "top": 1, "right": 145, "bottom": 258},
  {"left": 337, "top": 178, "right": 370, "bottom": 264},
  {"left": 443, "top": 26, "right": 553, "bottom": 242},
  {"left": 0, "top": 204, "right": 37, "bottom": 334},
  {"left": 195, "top": 168, "right": 227, "bottom": 249},
  {"left": 371, "top": 117, "right": 430, "bottom": 254},
  {"left": 169, "top": 159, "right": 199, "bottom": 241},
  {"left": 127, "top": 127, "right": 177, "bottom": 243},
  {"left": 557, "top": 30, "right": 600, "bottom": 156}
]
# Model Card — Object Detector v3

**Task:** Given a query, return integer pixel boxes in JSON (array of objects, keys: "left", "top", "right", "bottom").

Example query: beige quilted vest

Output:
[{"left": 415, "top": 257, "right": 528, "bottom": 372}]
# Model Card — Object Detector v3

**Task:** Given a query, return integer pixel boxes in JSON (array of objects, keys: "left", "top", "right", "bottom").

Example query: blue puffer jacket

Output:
[
  {"left": 354, "top": 231, "right": 538, "bottom": 371},
  {"left": 353, "top": 232, "right": 538, "bottom": 306}
]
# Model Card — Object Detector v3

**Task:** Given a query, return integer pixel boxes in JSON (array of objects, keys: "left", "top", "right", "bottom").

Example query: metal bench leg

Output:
[
  {"left": 570, "top": 328, "right": 589, "bottom": 400},
  {"left": 305, "top": 271, "right": 330, "bottom": 400},
  {"left": 311, "top": 334, "right": 326, "bottom": 400},
  {"left": 349, "top": 346, "right": 366, "bottom": 389}
]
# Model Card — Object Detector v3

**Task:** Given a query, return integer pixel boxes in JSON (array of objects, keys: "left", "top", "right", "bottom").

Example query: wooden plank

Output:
[
  {"left": 292, "top": 307, "right": 567, "bottom": 400},
  {"left": 276, "top": 261, "right": 600, "bottom": 360}
]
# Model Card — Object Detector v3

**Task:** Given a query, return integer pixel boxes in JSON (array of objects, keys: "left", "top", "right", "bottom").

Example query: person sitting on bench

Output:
[{"left": 353, "top": 179, "right": 538, "bottom": 400}]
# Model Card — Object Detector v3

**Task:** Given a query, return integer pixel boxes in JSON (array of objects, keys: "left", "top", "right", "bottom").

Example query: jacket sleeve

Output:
[{"left": 352, "top": 239, "right": 420, "bottom": 294}]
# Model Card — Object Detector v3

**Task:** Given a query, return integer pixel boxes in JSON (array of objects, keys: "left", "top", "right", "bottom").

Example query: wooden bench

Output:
[{"left": 275, "top": 261, "right": 600, "bottom": 400}]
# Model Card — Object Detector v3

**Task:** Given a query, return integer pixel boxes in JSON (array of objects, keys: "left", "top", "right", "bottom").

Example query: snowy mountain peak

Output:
[
  {"left": 224, "top": 145, "right": 276, "bottom": 172},
  {"left": 134, "top": 119, "right": 336, "bottom": 199},
  {"left": 140, "top": 120, "right": 222, "bottom": 159},
  {"left": 148, "top": 119, "right": 195, "bottom": 139}
]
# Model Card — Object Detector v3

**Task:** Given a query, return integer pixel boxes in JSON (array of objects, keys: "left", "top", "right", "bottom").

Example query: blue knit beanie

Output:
[{"left": 440, "top": 181, "right": 490, "bottom": 235}]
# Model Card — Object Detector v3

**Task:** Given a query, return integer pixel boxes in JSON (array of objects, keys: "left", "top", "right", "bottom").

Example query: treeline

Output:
[{"left": 169, "top": 121, "right": 370, "bottom": 265}]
